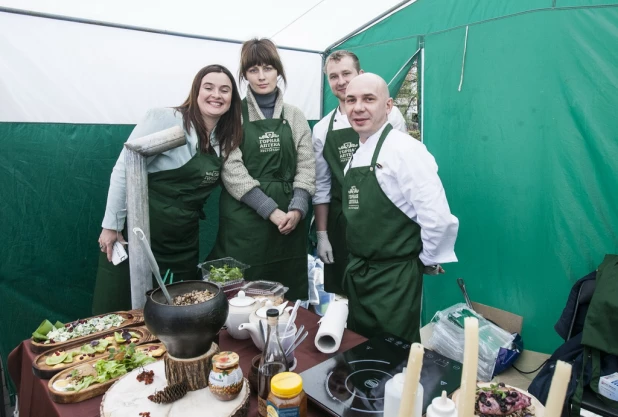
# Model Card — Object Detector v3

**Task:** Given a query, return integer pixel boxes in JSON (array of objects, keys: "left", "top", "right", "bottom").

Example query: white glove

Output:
[{"left": 316, "top": 231, "right": 334, "bottom": 264}]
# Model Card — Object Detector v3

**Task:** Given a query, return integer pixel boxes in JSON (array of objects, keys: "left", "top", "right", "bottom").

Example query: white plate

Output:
[{"left": 451, "top": 382, "right": 545, "bottom": 417}]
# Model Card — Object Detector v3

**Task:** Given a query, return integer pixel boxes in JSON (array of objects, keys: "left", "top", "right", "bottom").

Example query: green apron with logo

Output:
[
  {"left": 92, "top": 146, "right": 222, "bottom": 314},
  {"left": 209, "top": 100, "right": 308, "bottom": 301},
  {"left": 321, "top": 111, "right": 359, "bottom": 295},
  {"left": 342, "top": 124, "right": 424, "bottom": 343}
]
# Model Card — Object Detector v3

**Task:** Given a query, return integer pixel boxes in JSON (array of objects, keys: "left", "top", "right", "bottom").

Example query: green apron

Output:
[
  {"left": 572, "top": 254, "right": 618, "bottom": 416},
  {"left": 92, "top": 146, "right": 222, "bottom": 314},
  {"left": 342, "top": 124, "right": 424, "bottom": 343},
  {"left": 209, "top": 100, "right": 308, "bottom": 301},
  {"left": 321, "top": 110, "right": 359, "bottom": 295}
]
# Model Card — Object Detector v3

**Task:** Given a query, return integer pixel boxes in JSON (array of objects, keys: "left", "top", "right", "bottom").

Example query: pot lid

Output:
[
  {"left": 229, "top": 291, "right": 255, "bottom": 307},
  {"left": 212, "top": 351, "right": 239, "bottom": 369},
  {"left": 256, "top": 300, "right": 276, "bottom": 318}
]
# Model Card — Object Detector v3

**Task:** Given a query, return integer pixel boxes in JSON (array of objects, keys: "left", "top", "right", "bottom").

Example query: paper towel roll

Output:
[{"left": 315, "top": 301, "right": 349, "bottom": 353}]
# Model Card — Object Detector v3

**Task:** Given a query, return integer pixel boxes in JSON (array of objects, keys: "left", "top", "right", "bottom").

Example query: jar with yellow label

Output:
[{"left": 266, "top": 372, "right": 307, "bottom": 417}]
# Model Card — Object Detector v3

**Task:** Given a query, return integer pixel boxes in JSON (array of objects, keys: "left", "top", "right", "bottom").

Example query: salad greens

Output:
[
  {"left": 67, "top": 343, "right": 156, "bottom": 392},
  {"left": 208, "top": 264, "right": 243, "bottom": 283},
  {"left": 32, "top": 314, "right": 125, "bottom": 344}
]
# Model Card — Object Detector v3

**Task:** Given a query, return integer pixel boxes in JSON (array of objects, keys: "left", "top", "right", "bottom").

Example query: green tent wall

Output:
[{"left": 326, "top": 0, "right": 618, "bottom": 353}]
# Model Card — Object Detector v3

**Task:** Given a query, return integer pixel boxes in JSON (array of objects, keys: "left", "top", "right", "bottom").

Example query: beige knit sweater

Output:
[{"left": 221, "top": 87, "right": 316, "bottom": 200}]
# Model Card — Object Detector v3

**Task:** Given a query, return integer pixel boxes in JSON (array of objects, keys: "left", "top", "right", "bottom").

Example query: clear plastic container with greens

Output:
[{"left": 198, "top": 257, "right": 249, "bottom": 297}]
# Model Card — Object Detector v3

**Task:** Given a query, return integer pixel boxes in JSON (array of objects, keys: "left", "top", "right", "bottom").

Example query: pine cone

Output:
[{"left": 148, "top": 381, "right": 188, "bottom": 404}]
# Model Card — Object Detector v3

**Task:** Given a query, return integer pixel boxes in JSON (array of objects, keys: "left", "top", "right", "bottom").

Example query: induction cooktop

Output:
[{"left": 300, "top": 333, "right": 462, "bottom": 417}]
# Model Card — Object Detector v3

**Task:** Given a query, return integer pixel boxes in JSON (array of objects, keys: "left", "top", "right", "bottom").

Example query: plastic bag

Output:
[
  {"left": 307, "top": 255, "right": 333, "bottom": 315},
  {"left": 426, "top": 303, "right": 517, "bottom": 381}
]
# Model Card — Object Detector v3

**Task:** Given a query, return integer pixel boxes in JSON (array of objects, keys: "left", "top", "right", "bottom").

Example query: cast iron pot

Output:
[{"left": 143, "top": 281, "right": 228, "bottom": 359}]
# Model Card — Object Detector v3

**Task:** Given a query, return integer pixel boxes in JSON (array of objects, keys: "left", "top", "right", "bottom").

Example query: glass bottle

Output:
[{"left": 257, "top": 308, "right": 289, "bottom": 417}]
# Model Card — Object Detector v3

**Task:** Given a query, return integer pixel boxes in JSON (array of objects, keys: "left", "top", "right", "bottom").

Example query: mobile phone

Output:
[{"left": 112, "top": 242, "right": 128, "bottom": 265}]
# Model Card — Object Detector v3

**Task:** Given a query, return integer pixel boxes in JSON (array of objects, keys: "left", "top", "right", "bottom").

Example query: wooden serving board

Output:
[
  {"left": 30, "top": 309, "right": 144, "bottom": 354},
  {"left": 100, "top": 360, "right": 250, "bottom": 417},
  {"left": 32, "top": 325, "right": 156, "bottom": 379},
  {"left": 451, "top": 382, "right": 545, "bottom": 417},
  {"left": 47, "top": 342, "right": 166, "bottom": 404}
]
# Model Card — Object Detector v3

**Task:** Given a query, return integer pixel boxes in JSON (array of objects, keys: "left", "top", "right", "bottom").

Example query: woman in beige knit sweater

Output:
[{"left": 209, "top": 38, "right": 316, "bottom": 300}]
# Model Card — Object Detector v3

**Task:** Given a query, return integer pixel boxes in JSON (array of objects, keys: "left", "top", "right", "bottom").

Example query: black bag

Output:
[{"left": 528, "top": 255, "right": 618, "bottom": 417}]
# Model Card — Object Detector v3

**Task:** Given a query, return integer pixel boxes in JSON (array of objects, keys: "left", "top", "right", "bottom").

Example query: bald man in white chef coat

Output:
[{"left": 341, "top": 73, "right": 459, "bottom": 342}]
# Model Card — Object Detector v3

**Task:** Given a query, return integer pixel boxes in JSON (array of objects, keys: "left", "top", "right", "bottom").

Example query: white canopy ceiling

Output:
[{"left": 0, "top": 0, "right": 410, "bottom": 51}]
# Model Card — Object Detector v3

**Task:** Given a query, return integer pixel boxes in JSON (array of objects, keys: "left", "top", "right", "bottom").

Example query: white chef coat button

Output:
[
  {"left": 283, "top": 120, "right": 287, "bottom": 124},
  {"left": 370, "top": 167, "right": 374, "bottom": 171}
]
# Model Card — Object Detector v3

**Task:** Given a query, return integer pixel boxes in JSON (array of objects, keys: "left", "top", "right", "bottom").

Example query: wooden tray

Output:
[
  {"left": 452, "top": 382, "right": 545, "bottom": 417},
  {"left": 30, "top": 309, "right": 144, "bottom": 354},
  {"left": 100, "top": 360, "right": 250, "bottom": 417},
  {"left": 32, "top": 325, "right": 156, "bottom": 379},
  {"left": 47, "top": 342, "right": 166, "bottom": 404}
]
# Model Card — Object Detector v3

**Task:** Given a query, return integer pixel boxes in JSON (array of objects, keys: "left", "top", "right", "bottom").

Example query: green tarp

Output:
[
  {"left": 328, "top": 0, "right": 618, "bottom": 353},
  {"left": 0, "top": 123, "right": 222, "bottom": 398}
]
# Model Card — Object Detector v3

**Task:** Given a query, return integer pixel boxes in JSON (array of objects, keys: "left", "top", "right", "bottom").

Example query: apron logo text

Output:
[
  {"left": 338, "top": 141, "right": 359, "bottom": 163},
  {"left": 348, "top": 185, "right": 360, "bottom": 210},
  {"left": 258, "top": 131, "right": 281, "bottom": 153},
  {"left": 199, "top": 170, "right": 220, "bottom": 187}
]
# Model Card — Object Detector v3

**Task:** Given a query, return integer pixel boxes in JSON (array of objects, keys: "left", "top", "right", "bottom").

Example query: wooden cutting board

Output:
[
  {"left": 100, "top": 360, "right": 250, "bottom": 417},
  {"left": 33, "top": 325, "right": 156, "bottom": 379},
  {"left": 451, "top": 382, "right": 545, "bottom": 417},
  {"left": 30, "top": 309, "right": 144, "bottom": 354},
  {"left": 47, "top": 342, "right": 166, "bottom": 404}
]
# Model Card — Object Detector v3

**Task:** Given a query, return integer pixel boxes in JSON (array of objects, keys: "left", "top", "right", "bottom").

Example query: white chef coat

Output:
[
  {"left": 101, "top": 107, "right": 220, "bottom": 230},
  {"left": 344, "top": 122, "right": 459, "bottom": 266},
  {"left": 312, "top": 106, "right": 407, "bottom": 205}
]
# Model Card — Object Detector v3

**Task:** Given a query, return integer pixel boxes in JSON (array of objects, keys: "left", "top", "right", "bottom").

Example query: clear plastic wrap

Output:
[
  {"left": 426, "top": 303, "right": 515, "bottom": 382},
  {"left": 306, "top": 255, "right": 333, "bottom": 315}
]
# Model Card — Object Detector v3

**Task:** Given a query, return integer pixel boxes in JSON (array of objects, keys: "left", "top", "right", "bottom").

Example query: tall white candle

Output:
[
  {"left": 398, "top": 343, "right": 425, "bottom": 417},
  {"left": 544, "top": 360, "right": 572, "bottom": 417},
  {"left": 458, "top": 317, "right": 479, "bottom": 417}
]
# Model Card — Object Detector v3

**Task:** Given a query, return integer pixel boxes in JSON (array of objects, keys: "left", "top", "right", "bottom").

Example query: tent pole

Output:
[
  {"left": 320, "top": 53, "right": 326, "bottom": 117},
  {"left": 420, "top": 45, "right": 425, "bottom": 143},
  {"left": 323, "top": 0, "right": 413, "bottom": 53},
  {"left": 0, "top": 6, "right": 322, "bottom": 55}
]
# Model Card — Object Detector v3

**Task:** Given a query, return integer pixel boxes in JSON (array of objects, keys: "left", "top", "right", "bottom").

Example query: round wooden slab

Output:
[
  {"left": 451, "top": 382, "right": 545, "bottom": 417},
  {"left": 101, "top": 360, "right": 250, "bottom": 417}
]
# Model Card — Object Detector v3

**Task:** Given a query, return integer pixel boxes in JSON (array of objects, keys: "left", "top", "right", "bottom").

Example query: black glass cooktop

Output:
[{"left": 300, "top": 333, "right": 462, "bottom": 417}]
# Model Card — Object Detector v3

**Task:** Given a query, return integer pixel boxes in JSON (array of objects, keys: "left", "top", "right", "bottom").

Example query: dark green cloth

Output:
[
  {"left": 92, "top": 148, "right": 222, "bottom": 314},
  {"left": 210, "top": 100, "right": 308, "bottom": 301},
  {"left": 321, "top": 111, "right": 360, "bottom": 295},
  {"left": 342, "top": 124, "right": 424, "bottom": 343}
]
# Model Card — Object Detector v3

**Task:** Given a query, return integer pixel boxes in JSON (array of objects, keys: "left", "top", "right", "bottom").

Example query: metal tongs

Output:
[{"left": 457, "top": 277, "right": 474, "bottom": 311}]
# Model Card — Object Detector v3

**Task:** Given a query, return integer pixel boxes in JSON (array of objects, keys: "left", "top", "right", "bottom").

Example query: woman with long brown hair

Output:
[
  {"left": 209, "top": 39, "right": 316, "bottom": 301},
  {"left": 93, "top": 64, "right": 242, "bottom": 314}
]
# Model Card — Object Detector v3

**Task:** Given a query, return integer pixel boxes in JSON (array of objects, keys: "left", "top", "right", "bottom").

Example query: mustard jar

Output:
[{"left": 209, "top": 351, "right": 243, "bottom": 401}]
